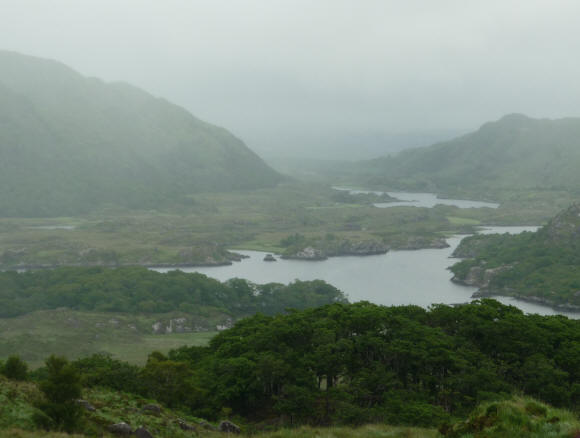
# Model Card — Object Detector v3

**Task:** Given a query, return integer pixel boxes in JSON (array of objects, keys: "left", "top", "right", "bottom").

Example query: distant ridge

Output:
[
  {"left": 0, "top": 50, "right": 282, "bottom": 217},
  {"left": 355, "top": 113, "right": 580, "bottom": 196}
]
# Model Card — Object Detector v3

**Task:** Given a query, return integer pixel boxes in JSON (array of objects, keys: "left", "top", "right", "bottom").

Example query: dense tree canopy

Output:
[
  {"left": 0, "top": 266, "right": 347, "bottom": 317},
  {"left": 451, "top": 204, "right": 580, "bottom": 306},
  {"left": 68, "top": 300, "right": 580, "bottom": 427}
]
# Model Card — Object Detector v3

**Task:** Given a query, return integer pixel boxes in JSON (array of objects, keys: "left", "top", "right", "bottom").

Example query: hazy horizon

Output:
[{"left": 4, "top": 0, "right": 580, "bottom": 160}]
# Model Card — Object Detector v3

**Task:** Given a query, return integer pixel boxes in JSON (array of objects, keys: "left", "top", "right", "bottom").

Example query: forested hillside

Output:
[
  {"left": 0, "top": 51, "right": 281, "bottom": 217},
  {"left": 451, "top": 204, "right": 580, "bottom": 309},
  {"left": 351, "top": 114, "right": 580, "bottom": 199},
  {"left": 3, "top": 299, "right": 579, "bottom": 436}
]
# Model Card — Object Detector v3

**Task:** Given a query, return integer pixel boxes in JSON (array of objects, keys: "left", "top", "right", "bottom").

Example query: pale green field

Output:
[{"left": 0, "top": 309, "right": 217, "bottom": 368}]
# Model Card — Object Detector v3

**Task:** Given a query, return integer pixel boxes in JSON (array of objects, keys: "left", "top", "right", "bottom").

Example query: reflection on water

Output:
[{"left": 154, "top": 226, "right": 577, "bottom": 319}]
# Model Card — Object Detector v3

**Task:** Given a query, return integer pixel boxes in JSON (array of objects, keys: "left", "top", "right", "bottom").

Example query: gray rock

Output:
[
  {"left": 263, "top": 254, "right": 277, "bottom": 262},
  {"left": 76, "top": 399, "right": 96, "bottom": 412},
  {"left": 219, "top": 420, "right": 241, "bottom": 434},
  {"left": 284, "top": 246, "right": 327, "bottom": 260},
  {"left": 151, "top": 321, "right": 165, "bottom": 334},
  {"left": 200, "top": 421, "right": 218, "bottom": 431},
  {"left": 142, "top": 404, "right": 162, "bottom": 415},
  {"left": 108, "top": 422, "right": 132, "bottom": 435},
  {"left": 177, "top": 419, "right": 197, "bottom": 431},
  {"left": 135, "top": 427, "right": 154, "bottom": 438}
]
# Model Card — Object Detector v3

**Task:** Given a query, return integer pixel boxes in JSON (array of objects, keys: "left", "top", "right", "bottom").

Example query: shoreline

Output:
[{"left": 450, "top": 277, "right": 580, "bottom": 315}]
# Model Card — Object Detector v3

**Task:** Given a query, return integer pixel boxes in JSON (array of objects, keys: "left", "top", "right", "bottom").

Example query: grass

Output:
[
  {"left": 0, "top": 309, "right": 217, "bottom": 368},
  {"left": 445, "top": 396, "right": 580, "bottom": 437},
  {"left": 446, "top": 216, "right": 481, "bottom": 226},
  {"left": 0, "top": 182, "right": 563, "bottom": 271},
  {"left": 245, "top": 425, "right": 439, "bottom": 437},
  {"left": 0, "top": 376, "right": 439, "bottom": 438},
  {"left": 102, "top": 332, "right": 217, "bottom": 365},
  {"left": 2, "top": 376, "right": 579, "bottom": 438}
]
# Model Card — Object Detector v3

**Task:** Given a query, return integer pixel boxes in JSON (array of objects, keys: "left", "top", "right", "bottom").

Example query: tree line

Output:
[
  {"left": 0, "top": 266, "right": 347, "bottom": 317},
  {"left": 5, "top": 299, "right": 578, "bottom": 431}
]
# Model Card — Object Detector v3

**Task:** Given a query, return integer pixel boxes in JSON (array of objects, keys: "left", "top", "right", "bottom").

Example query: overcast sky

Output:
[{"left": 3, "top": 0, "right": 580, "bottom": 160}]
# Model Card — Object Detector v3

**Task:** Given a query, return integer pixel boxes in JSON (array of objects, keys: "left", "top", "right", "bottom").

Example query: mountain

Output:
[
  {"left": 0, "top": 51, "right": 281, "bottom": 217},
  {"left": 451, "top": 204, "right": 580, "bottom": 309},
  {"left": 354, "top": 114, "right": 580, "bottom": 196}
]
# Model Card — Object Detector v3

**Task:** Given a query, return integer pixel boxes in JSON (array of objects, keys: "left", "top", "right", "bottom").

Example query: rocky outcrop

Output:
[
  {"left": 216, "top": 318, "right": 234, "bottom": 331},
  {"left": 177, "top": 419, "right": 198, "bottom": 431},
  {"left": 76, "top": 399, "right": 96, "bottom": 412},
  {"left": 398, "top": 237, "right": 449, "bottom": 250},
  {"left": 108, "top": 422, "right": 133, "bottom": 435},
  {"left": 135, "top": 427, "right": 154, "bottom": 438},
  {"left": 263, "top": 254, "right": 277, "bottom": 262},
  {"left": 451, "top": 264, "right": 513, "bottom": 288},
  {"left": 282, "top": 246, "right": 327, "bottom": 260},
  {"left": 199, "top": 421, "right": 218, "bottom": 431},
  {"left": 327, "top": 240, "right": 389, "bottom": 256},
  {"left": 141, "top": 404, "right": 162, "bottom": 415},
  {"left": 282, "top": 240, "right": 390, "bottom": 260},
  {"left": 471, "top": 289, "right": 580, "bottom": 312},
  {"left": 219, "top": 420, "right": 241, "bottom": 434},
  {"left": 152, "top": 318, "right": 195, "bottom": 334}
]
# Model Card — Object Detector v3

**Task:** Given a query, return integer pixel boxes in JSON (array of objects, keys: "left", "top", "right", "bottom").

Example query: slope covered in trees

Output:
[
  {"left": 352, "top": 114, "right": 580, "bottom": 198},
  {"left": 39, "top": 300, "right": 578, "bottom": 428},
  {"left": 451, "top": 204, "right": 580, "bottom": 309},
  {"left": 2, "top": 300, "right": 580, "bottom": 436},
  {"left": 0, "top": 51, "right": 281, "bottom": 217}
]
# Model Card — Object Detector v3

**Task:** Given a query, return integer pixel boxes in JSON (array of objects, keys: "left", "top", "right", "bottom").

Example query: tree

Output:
[
  {"left": 1, "top": 355, "right": 28, "bottom": 380},
  {"left": 35, "top": 355, "right": 83, "bottom": 433}
]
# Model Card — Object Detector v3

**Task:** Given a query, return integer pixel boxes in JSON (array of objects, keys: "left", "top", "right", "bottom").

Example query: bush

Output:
[{"left": 1, "top": 356, "right": 28, "bottom": 381}]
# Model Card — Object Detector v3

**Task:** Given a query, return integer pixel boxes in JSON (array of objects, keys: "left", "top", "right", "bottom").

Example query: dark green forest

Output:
[
  {"left": 0, "top": 266, "right": 346, "bottom": 318},
  {"left": 18, "top": 299, "right": 576, "bottom": 428},
  {"left": 451, "top": 204, "right": 580, "bottom": 307}
]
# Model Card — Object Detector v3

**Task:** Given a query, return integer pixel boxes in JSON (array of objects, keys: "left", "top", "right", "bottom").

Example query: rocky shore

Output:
[
  {"left": 0, "top": 251, "right": 249, "bottom": 271},
  {"left": 282, "top": 240, "right": 389, "bottom": 261},
  {"left": 451, "top": 265, "right": 580, "bottom": 313}
]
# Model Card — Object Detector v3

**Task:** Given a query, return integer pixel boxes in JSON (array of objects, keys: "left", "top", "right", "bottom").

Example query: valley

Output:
[{"left": 2, "top": 40, "right": 580, "bottom": 437}]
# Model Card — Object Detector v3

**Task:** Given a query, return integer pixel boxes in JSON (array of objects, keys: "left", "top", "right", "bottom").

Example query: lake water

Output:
[
  {"left": 333, "top": 187, "right": 500, "bottom": 209},
  {"left": 154, "top": 226, "right": 578, "bottom": 318}
]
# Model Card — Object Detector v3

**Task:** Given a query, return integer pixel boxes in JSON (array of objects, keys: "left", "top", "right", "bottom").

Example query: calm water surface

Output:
[
  {"left": 154, "top": 226, "right": 578, "bottom": 318},
  {"left": 333, "top": 187, "right": 500, "bottom": 209}
]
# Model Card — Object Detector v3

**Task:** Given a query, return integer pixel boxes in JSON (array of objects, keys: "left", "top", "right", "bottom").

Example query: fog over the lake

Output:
[{"left": 3, "top": 0, "right": 580, "bottom": 159}]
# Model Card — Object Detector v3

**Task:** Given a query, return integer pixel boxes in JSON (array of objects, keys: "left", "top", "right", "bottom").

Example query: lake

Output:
[
  {"left": 154, "top": 226, "right": 579, "bottom": 318},
  {"left": 333, "top": 187, "right": 500, "bottom": 209}
]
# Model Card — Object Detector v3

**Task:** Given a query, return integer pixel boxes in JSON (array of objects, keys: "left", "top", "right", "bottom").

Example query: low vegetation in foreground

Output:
[{"left": 1, "top": 368, "right": 579, "bottom": 437}]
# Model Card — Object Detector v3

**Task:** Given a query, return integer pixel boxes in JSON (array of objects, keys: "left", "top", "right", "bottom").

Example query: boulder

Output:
[
  {"left": 135, "top": 427, "right": 154, "bottom": 438},
  {"left": 141, "top": 404, "right": 162, "bottom": 415},
  {"left": 108, "top": 422, "right": 133, "bottom": 435},
  {"left": 200, "top": 421, "right": 218, "bottom": 431},
  {"left": 219, "top": 420, "right": 241, "bottom": 434},
  {"left": 151, "top": 321, "right": 164, "bottom": 334},
  {"left": 76, "top": 399, "right": 96, "bottom": 412},
  {"left": 177, "top": 419, "right": 198, "bottom": 431},
  {"left": 263, "top": 254, "right": 277, "bottom": 262},
  {"left": 283, "top": 246, "right": 327, "bottom": 260}
]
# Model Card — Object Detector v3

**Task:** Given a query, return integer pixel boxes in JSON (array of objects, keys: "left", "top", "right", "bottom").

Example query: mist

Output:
[{"left": 3, "top": 0, "right": 580, "bottom": 159}]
